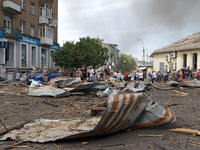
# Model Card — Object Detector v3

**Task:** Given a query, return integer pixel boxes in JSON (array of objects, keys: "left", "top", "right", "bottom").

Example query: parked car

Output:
[{"left": 26, "top": 70, "right": 62, "bottom": 84}]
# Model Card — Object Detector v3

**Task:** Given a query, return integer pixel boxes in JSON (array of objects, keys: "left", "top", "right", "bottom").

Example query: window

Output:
[
  {"left": 193, "top": 53, "right": 197, "bottom": 70},
  {"left": 5, "top": 42, "right": 14, "bottom": 67},
  {"left": 4, "top": 15, "right": 11, "bottom": 28},
  {"left": 39, "top": 27, "right": 45, "bottom": 37},
  {"left": 30, "top": 25, "right": 34, "bottom": 36},
  {"left": 183, "top": 54, "right": 187, "bottom": 68},
  {"left": 21, "top": 44, "right": 27, "bottom": 67},
  {"left": 20, "top": 21, "right": 25, "bottom": 33},
  {"left": 40, "top": 5, "right": 44, "bottom": 16},
  {"left": 41, "top": 49, "right": 46, "bottom": 68},
  {"left": 31, "top": 47, "right": 36, "bottom": 67},
  {"left": 47, "top": 27, "right": 53, "bottom": 39},
  {"left": 31, "top": 2, "right": 35, "bottom": 15},
  {"left": 46, "top": 5, "right": 52, "bottom": 19},
  {"left": 21, "top": 0, "right": 25, "bottom": 10}
]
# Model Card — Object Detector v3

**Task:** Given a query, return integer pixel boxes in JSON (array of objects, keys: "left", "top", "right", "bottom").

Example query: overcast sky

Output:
[{"left": 58, "top": 0, "right": 200, "bottom": 60}]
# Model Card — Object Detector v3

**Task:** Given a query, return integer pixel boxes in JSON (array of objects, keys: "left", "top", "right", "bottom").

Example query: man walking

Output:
[
  {"left": 42, "top": 66, "right": 49, "bottom": 83},
  {"left": 184, "top": 66, "right": 192, "bottom": 81},
  {"left": 163, "top": 71, "right": 168, "bottom": 83}
]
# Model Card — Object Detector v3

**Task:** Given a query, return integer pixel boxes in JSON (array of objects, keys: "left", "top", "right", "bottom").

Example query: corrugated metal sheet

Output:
[
  {"left": 151, "top": 31, "right": 200, "bottom": 56},
  {"left": 0, "top": 93, "right": 175, "bottom": 143}
]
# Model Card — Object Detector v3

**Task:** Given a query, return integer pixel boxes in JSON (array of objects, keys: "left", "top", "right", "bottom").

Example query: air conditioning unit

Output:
[
  {"left": 165, "top": 64, "right": 170, "bottom": 72},
  {"left": 170, "top": 62, "right": 176, "bottom": 70},
  {"left": 19, "top": 27, "right": 23, "bottom": 32},
  {"left": 166, "top": 54, "right": 171, "bottom": 62},
  {"left": 170, "top": 52, "right": 176, "bottom": 58}
]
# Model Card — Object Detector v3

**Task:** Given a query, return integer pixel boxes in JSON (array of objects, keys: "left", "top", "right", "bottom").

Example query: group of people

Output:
[
  {"left": 175, "top": 66, "right": 199, "bottom": 81},
  {"left": 147, "top": 71, "right": 171, "bottom": 83}
]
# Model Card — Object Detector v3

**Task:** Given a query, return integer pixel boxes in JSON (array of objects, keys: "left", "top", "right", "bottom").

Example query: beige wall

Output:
[{"left": 152, "top": 49, "right": 200, "bottom": 72}]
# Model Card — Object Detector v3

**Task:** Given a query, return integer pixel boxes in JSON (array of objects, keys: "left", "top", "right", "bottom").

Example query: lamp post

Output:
[{"left": 137, "top": 38, "right": 145, "bottom": 64}]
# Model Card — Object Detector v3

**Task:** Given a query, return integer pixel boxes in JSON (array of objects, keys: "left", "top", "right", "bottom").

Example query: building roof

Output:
[{"left": 150, "top": 31, "right": 200, "bottom": 57}]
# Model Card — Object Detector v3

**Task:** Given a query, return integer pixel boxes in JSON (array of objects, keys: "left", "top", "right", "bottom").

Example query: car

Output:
[{"left": 26, "top": 70, "right": 62, "bottom": 84}]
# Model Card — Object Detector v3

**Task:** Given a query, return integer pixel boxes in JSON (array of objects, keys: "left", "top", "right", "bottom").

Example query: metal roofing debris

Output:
[
  {"left": 124, "top": 81, "right": 153, "bottom": 92},
  {"left": 0, "top": 93, "right": 176, "bottom": 143},
  {"left": 28, "top": 81, "right": 69, "bottom": 98},
  {"left": 151, "top": 31, "right": 200, "bottom": 56}
]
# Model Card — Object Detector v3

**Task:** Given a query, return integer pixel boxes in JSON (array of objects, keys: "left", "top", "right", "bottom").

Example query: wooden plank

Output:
[{"left": 170, "top": 128, "right": 200, "bottom": 135}]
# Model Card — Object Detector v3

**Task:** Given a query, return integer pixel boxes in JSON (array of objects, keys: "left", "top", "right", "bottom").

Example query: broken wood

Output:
[
  {"left": 170, "top": 128, "right": 200, "bottom": 135},
  {"left": 0, "top": 120, "right": 8, "bottom": 132},
  {"left": 138, "top": 134, "right": 163, "bottom": 137},
  {"left": 170, "top": 90, "right": 190, "bottom": 96},
  {"left": 90, "top": 101, "right": 107, "bottom": 116},
  {"left": 0, "top": 120, "right": 29, "bottom": 135},
  {"left": 57, "top": 107, "right": 106, "bottom": 111},
  {"left": 42, "top": 101, "right": 58, "bottom": 107}
]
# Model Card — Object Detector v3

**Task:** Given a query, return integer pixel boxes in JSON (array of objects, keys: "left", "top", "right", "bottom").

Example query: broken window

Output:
[
  {"left": 183, "top": 54, "right": 187, "bottom": 68},
  {"left": 193, "top": 53, "right": 197, "bottom": 70}
]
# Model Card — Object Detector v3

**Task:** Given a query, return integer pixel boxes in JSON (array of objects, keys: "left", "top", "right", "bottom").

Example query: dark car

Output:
[{"left": 26, "top": 70, "right": 62, "bottom": 84}]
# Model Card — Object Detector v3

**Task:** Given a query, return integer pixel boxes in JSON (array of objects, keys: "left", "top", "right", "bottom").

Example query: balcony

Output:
[
  {"left": 3, "top": 27, "right": 22, "bottom": 39},
  {"left": 40, "top": 37, "right": 53, "bottom": 46},
  {"left": 39, "top": 0, "right": 53, "bottom": 5},
  {"left": 39, "top": 16, "right": 49, "bottom": 24},
  {"left": 39, "top": 16, "right": 58, "bottom": 27},
  {"left": 2, "top": 0, "right": 21, "bottom": 14}
]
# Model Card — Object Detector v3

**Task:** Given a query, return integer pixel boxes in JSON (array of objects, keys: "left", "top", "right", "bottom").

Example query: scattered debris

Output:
[
  {"left": 28, "top": 81, "right": 69, "bottom": 98},
  {"left": 138, "top": 134, "right": 163, "bottom": 137},
  {"left": 170, "top": 128, "right": 200, "bottom": 135},
  {"left": 124, "top": 81, "right": 153, "bottom": 92},
  {"left": 170, "top": 90, "right": 190, "bottom": 96},
  {"left": 0, "top": 93, "right": 175, "bottom": 142},
  {"left": 170, "top": 80, "right": 200, "bottom": 87}
]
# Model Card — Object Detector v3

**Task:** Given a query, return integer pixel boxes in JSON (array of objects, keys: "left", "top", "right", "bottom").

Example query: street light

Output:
[{"left": 137, "top": 38, "right": 145, "bottom": 59}]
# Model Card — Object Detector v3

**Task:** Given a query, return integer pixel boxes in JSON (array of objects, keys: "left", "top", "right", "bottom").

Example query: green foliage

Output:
[
  {"left": 118, "top": 54, "right": 137, "bottom": 74},
  {"left": 52, "top": 36, "right": 109, "bottom": 70},
  {"left": 51, "top": 41, "right": 74, "bottom": 70}
]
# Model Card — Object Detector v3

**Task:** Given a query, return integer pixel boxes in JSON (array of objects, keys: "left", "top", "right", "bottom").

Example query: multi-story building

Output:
[
  {"left": 102, "top": 43, "right": 120, "bottom": 71},
  {"left": 0, "top": 0, "right": 59, "bottom": 72}
]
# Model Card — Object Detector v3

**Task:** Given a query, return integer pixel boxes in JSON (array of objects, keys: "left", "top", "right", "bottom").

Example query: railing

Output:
[{"left": 2, "top": 27, "right": 22, "bottom": 37}]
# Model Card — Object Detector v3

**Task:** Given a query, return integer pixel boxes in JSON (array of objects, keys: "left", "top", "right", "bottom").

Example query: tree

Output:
[
  {"left": 118, "top": 54, "right": 137, "bottom": 73},
  {"left": 51, "top": 41, "right": 74, "bottom": 70},
  {"left": 71, "top": 36, "right": 109, "bottom": 68},
  {"left": 52, "top": 36, "right": 109, "bottom": 70}
]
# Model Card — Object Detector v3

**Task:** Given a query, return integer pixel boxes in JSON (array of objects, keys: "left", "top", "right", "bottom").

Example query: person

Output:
[
  {"left": 184, "top": 66, "right": 191, "bottom": 81},
  {"left": 163, "top": 71, "right": 168, "bottom": 83},
  {"left": 100, "top": 71, "right": 104, "bottom": 81},
  {"left": 148, "top": 72, "right": 152, "bottom": 82},
  {"left": 113, "top": 71, "right": 117, "bottom": 78},
  {"left": 157, "top": 71, "right": 162, "bottom": 83},
  {"left": 195, "top": 69, "right": 199, "bottom": 80},
  {"left": 139, "top": 70, "right": 143, "bottom": 81},
  {"left": 135, "top": 70, "right": 139, "bottom": 81},
  {"left": 104, "top": 65, "right": 110, "bottom": 85},
  {"left": 42, "top": 66, "right": 49, "bottom": 83},
  {"left": 117, "top": 71, "right": 122, "bottom": 82},
  {"left": 175, "top": 70, "right": 180, "bottom": 81},
  {"left": 169, "top": 71, "right": 173, "bottom": 81},
  {"left": 198, "top": 69, "right": 200, "bottom": 80},
  {"left": 124, "top": 72, "right": 129, "bottom": 82},
  {"left": 182, "top": 67, "right": 186, "bottom": 81},
  {"left": 152, "top": 71, "right": 157, "bottom": 83},
  {"left": 89, "top": 67, "right": 94, "bottom": 82}
]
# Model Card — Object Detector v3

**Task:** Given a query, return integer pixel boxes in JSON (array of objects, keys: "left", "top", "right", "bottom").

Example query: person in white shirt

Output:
[
  {"left": 152, "top": 71, "right": 157, "bottom": 83},
  {"left": 89, "top": 67, "right": 94, "bottom": 82},
  {"left": 113, "top": 71, "right": 117, "bottom": 78},
  {"left": 117, "top": 71, "right": 122, "bottom": 82},
  {"left": 139, "top": 71, "right": 143, "bottom": 81}
]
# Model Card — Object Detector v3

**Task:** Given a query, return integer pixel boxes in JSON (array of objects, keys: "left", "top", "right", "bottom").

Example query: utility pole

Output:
[{"left": 137, "top": 38, "right": 145, "bottom": 65}]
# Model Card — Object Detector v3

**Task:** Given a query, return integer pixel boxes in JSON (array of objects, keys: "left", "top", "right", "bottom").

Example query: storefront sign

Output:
[
  {"left": 17, "top": 36, "right": 40, "bottom": 46},
  {"left": 0, "top": 41, "right": 7, "bottom": 48},
  {"left": 0, "top": 30, "right": 3, "bottom": 37},
  {"left": 49, "top": 44, "right": 59, "bottom": 50}
]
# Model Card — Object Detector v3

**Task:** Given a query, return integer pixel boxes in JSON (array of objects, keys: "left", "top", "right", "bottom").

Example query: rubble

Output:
[
  {"left": 124, "top": 81, "right": 153, "bottom": 92},
  {"left": 0, "top": 93, "right": 175, "bottom": 143},
  {"left": 28, "top": 81, "right": 69, "bottom": 98},
  {"left": 170, "top": 80, "right": 200, "bottom": 87}
]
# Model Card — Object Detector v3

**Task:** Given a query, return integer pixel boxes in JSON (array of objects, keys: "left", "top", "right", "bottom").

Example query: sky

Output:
[{"left": 58, "top": 0, "right": 200, "bottom": 60}]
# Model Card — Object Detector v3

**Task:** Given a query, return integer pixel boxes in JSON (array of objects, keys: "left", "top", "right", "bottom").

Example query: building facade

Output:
[
  {"left": 102, "top": 43, "right": 120, "bottom": 71},
  {"left": 0, "top": 0, "right": 59, "bottom": 72},
  {"left": 150, "top": 31, "right": 200, "bottom": 73}
]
